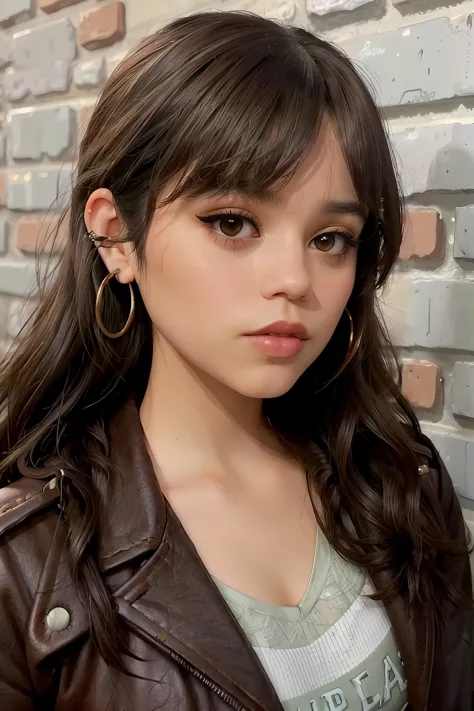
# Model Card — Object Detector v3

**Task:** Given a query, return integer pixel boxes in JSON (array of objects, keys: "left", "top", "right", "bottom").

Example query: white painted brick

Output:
[
  {"left": 423, "top": 427, "right": 474, "bottom": 500},
  {"left": 7, "top": 297, "right": 36, "bottom": 339},
  {"left": 7, "top": 167, "right": 72, "bottom": 212},
  {"left": 12, "top": 19, "right": 76, "bottom": 69},
  {"left": 0, "top": 0, "right": 32, "bottom": 24},
  {"left": 452, "top": 362, "right": 474, "bottom": 419},
  {"left": 0, "top": 35, "right": 9, "bottom": 67},
  {"left": 343, "top": 16, "right": 473, "bottom": 108},
  {"left": 106, "top": 50, "right": 127, "bottom": 78},
  {"left": 8, "top": 19, "right": 76, "bottom": 99},
  {"left": 269, "top": 0, "right": 296, "bottom": 21},
  {"left": 0, "top": 261, "right": 37, "bottom": 296},
  {"left": 10, "top": 107, "right": 74, "bottom": 160},
  {"left": 378, "top": 275, "right": 414, "bottom": 347},
  {"left": 392, "top": 123, "right": 474, "bottom": 196},
  {"left": 5, "top": 64, "right": 71, "bottom": 101},
  {"left": 0, "top": 218, "right": 9, "bottom": 255},
  {"left": 307, "top": 0, "right": 374, "bottom": 16},
  {"left": 4, "top": 68, "right": 28, "bottom": 101},
  {"left": 454, "top": 205, "right": 474, "bottom": 260},
  {"left": 73, "top": 57, "right": 104, "bottom": 88},
  {"left": 410, "top": 280, "right": 474, "bottom": 351}
]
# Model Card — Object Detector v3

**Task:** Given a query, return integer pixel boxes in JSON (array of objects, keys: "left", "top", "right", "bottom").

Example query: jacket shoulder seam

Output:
[{"left": 0, "top": 476, "right": 60, "bottom": 537}]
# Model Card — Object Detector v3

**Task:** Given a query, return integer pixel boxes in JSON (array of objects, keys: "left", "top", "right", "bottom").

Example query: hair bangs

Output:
[{"left": 157, "top": 37, "right": 326, "bottom": 205}]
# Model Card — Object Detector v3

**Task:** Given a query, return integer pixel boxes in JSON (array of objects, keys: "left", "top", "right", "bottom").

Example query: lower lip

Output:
[{"left": 246, "top": 335, "right": 305, "bottom": 358}]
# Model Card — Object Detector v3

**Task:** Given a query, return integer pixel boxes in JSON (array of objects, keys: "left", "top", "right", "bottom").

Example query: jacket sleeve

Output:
[
  {"left": 0, "top": 477, "right": 60, "bottom": 710},
  {"left": 422, "top": 435, "right": 474, "bottom": 708},
  {"left": 0, "top": 538, "right": 36, "bottom": 709}
]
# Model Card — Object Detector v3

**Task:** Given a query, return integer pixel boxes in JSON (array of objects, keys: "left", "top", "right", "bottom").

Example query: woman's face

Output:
[{"left": 135, "top": 120, "right": 365, "bottom": 399}]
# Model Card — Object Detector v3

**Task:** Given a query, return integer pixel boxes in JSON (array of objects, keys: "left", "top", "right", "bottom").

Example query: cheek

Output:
[
  {"left": 138, "top": 229, "right": 238, "bottom": 332},
  {"left": 314, "top": 258, "right": 357, "bottom": 319}
]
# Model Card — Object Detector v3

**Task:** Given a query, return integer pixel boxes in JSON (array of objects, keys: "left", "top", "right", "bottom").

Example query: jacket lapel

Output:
[{"left": 102, "top": 395, "right": 283, "bottom": 711}]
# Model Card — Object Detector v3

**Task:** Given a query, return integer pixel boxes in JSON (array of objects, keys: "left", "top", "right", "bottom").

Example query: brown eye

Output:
[
  {"left": 219, "top": 217, "right": 244, "bottom": 237},
  {"left": 315, "top": 234, "right": 336, "bottom": 252},
  {"left": 311, "top": 230, "right": 355, "bottom": 254}
]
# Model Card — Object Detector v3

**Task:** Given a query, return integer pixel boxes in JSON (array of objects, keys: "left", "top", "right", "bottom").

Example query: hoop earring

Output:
[
  {"left": 95, "top": 268, "right": 135, "bottom": 339},
  {"left": 333, "top": 308, "right": 362, "bottom": 378}
]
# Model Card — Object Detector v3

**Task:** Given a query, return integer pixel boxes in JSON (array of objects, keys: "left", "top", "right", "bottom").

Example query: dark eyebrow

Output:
[
  {"left": 200, "top": 189, "right": 367, "bottom": 220},
  {"left": 321, "top": 200, "right": 368, "bottom": 221},
  {"left": 248, "top": 192, "right": 367, "bottom": 219}
]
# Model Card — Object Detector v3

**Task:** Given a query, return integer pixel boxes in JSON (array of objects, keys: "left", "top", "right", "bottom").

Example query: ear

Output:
[{"left": 84, "top": 188, "right": 136, "bottom": 284}]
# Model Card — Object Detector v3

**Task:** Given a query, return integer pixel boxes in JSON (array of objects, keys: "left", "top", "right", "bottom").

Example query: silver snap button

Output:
[{"left": 46, "top": 607, "right": 70, "bottom": 632}]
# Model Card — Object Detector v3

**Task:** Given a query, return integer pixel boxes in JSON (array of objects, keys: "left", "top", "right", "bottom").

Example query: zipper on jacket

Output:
[{"left": 169, "top": 650, "right": 247, "bottom": 711}]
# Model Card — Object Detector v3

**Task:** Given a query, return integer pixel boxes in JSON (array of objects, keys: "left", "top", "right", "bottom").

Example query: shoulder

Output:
[
  {"left": 0, "top": 474, "right": 60, "bottom": 538},
  {"left": 419, "top": 434, "right": 467, "bottom": 542}
]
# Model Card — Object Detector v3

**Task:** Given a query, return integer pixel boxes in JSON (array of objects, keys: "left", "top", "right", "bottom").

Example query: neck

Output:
[{"left": 140, "top": 337, "right": 286, "bottom": 488}]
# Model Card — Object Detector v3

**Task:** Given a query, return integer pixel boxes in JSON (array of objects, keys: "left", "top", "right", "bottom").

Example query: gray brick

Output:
[
  {"left": 7, "top": 297, "right": 36, "bottom": 339},
  {"left": 452, "top": 362, "right": 474, "bottom": 419},
  {"left": 5, "top": 64, "right": 72, "bottom": 101},
  {"left": 343, "top": 16, "right": 473, "bottom": 108},
  {"left": 11, "top": 107, "right": 74, "bottom": 160},
  {"left": 8, "top": 18, "right": 76, "bottom": 99},
  {"left": 392, "top": 123, "right": 474, "bottom": 196},
  {"left": 0, "top": 35, "right": 9, "bottom": 67},
  {"left": 4, "top": 69, "right": 28, "bottom": 101},
  {"left": 73, "top": 57, "right": 104, "bottom": 88},
  {"left": 12, "top": 19, "right": 76, "bottom": 69},
  {"left": 0, "top": 261, "right": 37, "bottom": 296},
  {"left": 307, "top": 0, "right": 374, "bottom": 16},
  {"left": 0, "top": 218, "right": 9, "bottom": 255},
  {"left": 454, "top": 205, "right": 474, "bottom": 259},
  {"left": 423, "top": 427, "right": 474, "bottom": 500},
  {"left": 409, "top": 280, "right": 474, "bottom": 351},
  {"left": 7, "top": 167, "right": 72, "bottom": 212},
  {"left": 0, "top": 0, "right": 32, "bottom": 24}
]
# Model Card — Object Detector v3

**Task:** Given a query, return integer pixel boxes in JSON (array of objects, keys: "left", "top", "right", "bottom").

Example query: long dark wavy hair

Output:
[{"left": 0, "top": 10, "right": 469, "bottom": 670}]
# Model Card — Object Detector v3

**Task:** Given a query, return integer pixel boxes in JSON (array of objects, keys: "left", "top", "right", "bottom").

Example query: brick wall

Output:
[{"left": 0, "top": 0, "right": 473, "bottom": 518}]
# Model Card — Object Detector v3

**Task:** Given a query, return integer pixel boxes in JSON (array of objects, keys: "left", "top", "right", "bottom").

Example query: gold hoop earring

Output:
[
  {"left": 95, "top": 268, "right": 135, "bottom": 339},
  {"left": 333, "top": 308, "right": 362, "bottom": 378}
]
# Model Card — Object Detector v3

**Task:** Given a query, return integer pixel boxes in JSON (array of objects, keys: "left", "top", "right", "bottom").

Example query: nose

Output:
[{"left": 260, "top": 241, "right": 311, "bottom": 302}]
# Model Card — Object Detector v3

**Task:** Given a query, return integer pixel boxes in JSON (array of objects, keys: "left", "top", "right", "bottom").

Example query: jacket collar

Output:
[
  {"left": 35, "top": 394, "right": 434, "bottom": 711},
  {"left": 97, "top": 394, "right": 166, "bottom": 572}
]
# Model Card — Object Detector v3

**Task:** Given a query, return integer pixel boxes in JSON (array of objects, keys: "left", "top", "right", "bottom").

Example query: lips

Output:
[{"left": 246, "top": 320, "right": 309, "bottom": 340}]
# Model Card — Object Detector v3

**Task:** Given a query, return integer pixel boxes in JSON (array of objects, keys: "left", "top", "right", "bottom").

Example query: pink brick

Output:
[
  {"left": 15, "top": 216, "right": 67, "bottom": 253},
  {"left": 399, "top": 208, "right": 444, "bottom": 261},
  {"left": 39, "top": 0, "right": 83, "bottom": 12},
  {"left": 401, "top": 361, "right": 441, "bottom": 410},
  {"left": 79, "top": 2, "right": 125, "bottom": 50}
]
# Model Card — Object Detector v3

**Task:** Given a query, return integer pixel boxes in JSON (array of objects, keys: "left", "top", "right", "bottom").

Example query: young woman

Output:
[{"left": 0, "top": 10, "right": 471, "bottom": 711}]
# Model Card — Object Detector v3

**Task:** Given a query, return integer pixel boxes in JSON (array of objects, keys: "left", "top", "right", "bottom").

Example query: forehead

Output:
[{"left": 274, "top": 119, "right": 357, "bottom": 205}]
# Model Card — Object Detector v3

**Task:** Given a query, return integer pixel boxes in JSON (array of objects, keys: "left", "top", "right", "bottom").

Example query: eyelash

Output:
[{"left": 197, "top": 209, "right": 358, "bottom": 259}]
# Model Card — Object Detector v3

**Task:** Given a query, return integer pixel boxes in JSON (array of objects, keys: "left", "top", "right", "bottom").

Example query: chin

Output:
[{"left": 230, "top": 366, "right": 303, "bottom": 400}]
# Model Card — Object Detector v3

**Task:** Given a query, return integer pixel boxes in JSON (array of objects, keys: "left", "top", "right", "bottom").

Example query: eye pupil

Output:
[
  {"left": 220, "top": 217, "right": 243, "bottom": 237},
  {"left": 317, "top": 234, "right": 336, "bottom": 251}
]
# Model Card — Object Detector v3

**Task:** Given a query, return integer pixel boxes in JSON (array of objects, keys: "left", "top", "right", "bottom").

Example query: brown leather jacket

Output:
[{"left": 0, "top": 397, "right": 472, "bottom": 711}]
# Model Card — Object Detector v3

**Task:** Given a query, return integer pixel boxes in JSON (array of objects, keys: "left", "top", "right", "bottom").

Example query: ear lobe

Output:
[{"left": 98, "top": 244, "right": 135, "bottom": 285}]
